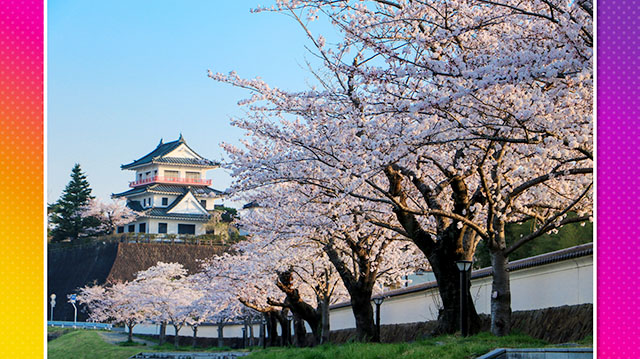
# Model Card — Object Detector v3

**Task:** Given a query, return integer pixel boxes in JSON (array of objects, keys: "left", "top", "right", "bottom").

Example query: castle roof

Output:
[
  {"left": 121, "top": 135, "right": 219, "bottom": 170},
  {"left": 113, "top": 183, "right": 223, "bottom": 198},
  {"left": 126, "top": 187, "right": 211, "bottom": 222}
]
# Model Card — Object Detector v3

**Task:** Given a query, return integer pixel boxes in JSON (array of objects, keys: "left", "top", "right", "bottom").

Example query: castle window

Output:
[
  {"left": 117, "top": 226, "right": 124, "bottom": 233},
  {"left": 178, "top": 224, "right": 195, "bottom": 235},
  {"left": 128, "top": 225, "right": 135, "bottom": 233},
  {"left": 162, "top": 197, "right": 168, "bottom": 206},
  {"left": 158, "top": 223, "right": 167, "bottom": 234},
  {"left": 139, "top": 223, "right": 146, "bottom": 233},
  {"left": 200, "top": 200, "right": 207, "bottom": 209},
  {"left": 165, "top": 170, "right": 179, "bottom": 179}
]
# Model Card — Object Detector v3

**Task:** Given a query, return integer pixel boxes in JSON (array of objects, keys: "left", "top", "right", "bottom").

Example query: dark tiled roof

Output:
[
  {"left": 243, "top": 201, "right": 260, "bottom": 209},
  {"left": 127, "top": 200, "right": 144, "bottom": 212},
  {"left": 121, "top": 138, "right": 183, "bottom": 169},
  {"left": 124, "top": 187, "right": 212, "bottom": 222},
  {"left": 330, "top": 243, "right": 593, "bottom": 310},
  {"left": 120, "top": 136, "right": 218, "bottom": 169},
  {"left": 113, "top": 184, "right": 223, "bottom": 198},
  {"left": 113, "top": 187, "right": 148, "bottom": 198},
  {"left": 145, "top": 207, "right": 210, "bottom": 221},
  {"left": 154, "top": 157, "right": 219, "bottom": 167},
  {"left": 139, "top": 188, "right": 210, "bottom": 221},
  {"left": 149, "top": 184, "right": 223, "bottom": 196}
]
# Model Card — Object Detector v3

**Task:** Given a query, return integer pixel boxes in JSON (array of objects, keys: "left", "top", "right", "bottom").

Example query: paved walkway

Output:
[{"left": 97, "top": 331, "right": 157, "bottom": 347}]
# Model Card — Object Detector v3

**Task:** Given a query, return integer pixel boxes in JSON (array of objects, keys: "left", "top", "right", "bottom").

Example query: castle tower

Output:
[{"left": 112, "top": 135, "right": 222, "bottom": 235}]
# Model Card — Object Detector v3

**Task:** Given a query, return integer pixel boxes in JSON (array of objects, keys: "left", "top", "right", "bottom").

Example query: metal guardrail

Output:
[
  {"left": 130, "top": 352, "right": 248, "bottom": 359},
  {"left": 476, "top": 348, "right": 593, "bottom": 359},
  {"left": 48, "top": 321, "right": 112, "bottom": 330}
]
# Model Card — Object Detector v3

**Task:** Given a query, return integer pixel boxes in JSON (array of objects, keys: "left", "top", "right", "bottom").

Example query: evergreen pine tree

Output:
[{"left": 49, "top": 164, "right": 100, "bottom": 242}]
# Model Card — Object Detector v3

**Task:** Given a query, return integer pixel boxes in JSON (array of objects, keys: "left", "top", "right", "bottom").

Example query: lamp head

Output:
[
  {"left": 455, "top": 260, "right": 473, "bottom": 272},
  {"left": 372, "top": 296, "right": 385, "bottom": 305}
]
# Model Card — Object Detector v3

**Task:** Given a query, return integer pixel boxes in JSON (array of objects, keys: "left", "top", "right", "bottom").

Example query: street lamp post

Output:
[
  {"left": 69, "top": 294, "right": 78, "bottom": 326},
  {"left": 372, "top": 296, "right": 385, "bottom": 342},
  {"left": 456, "top": 260, "right": 473, "bottom": 337},
  {"left": 286, "top": 311, "right": 294, "bottom": 346},
  {"left": 261, "top": 315, "right": 267, "bottom": 349},
  {"left": 49, "top": 294, "right": 56, "bottom": 321}
]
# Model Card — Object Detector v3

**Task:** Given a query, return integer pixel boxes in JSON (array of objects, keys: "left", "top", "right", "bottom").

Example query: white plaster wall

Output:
[
  {"left": 152, "top": 194, "right": 179, "bottom": 208},
  {"left": 134, "top": 165, "right": 156, "bottom": 182},
  {"left": 124, "top": 219, "right": 151, "bottom": 233},
  {"left": 131, "top": 255, "right": 592, "bottom": 338},
  {"left": 145, "top": 218, "right": 206, "bottom": 235},
  {"left": 161, "top": 167, "right": 205, "bottom": 180},
  {"left": 134, "top": 323, "right": 260, "bottom": 338},
  {"left": 167, "top": 192, "right": 208, "bottom": 215},
  {"left": 166, "top": 144, "right": 199, "bottom": 159},
  {"left": 330, "top": 255, "right": 593, "bottom": 330}
]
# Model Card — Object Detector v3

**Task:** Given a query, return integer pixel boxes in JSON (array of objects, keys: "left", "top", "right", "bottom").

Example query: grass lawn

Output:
[
  {"left": 48, "top": 329, "right": 592, "bottom": 359},
  {"left": 47, "top": 330, "right": 147, "bottom": 359},
  {"left": 47, "top": 329, "right": 240, "bottom": 359},
  {"left": 245, "top": 332, "right": 592, "bottom": 359}
]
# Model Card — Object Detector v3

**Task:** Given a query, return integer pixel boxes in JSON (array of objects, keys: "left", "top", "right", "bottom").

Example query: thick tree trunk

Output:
[
  {"left": 217, "top": 323, "right": 224, "bottom": 348},
  {"left": 173, "top": 325, "right": 181, "bottom": 348},
  {"left": 429, "top": 249, "right": 481, "bottom": 335},
  {"left": 490, "top": 248, "right": 511, "bottom": 336},
  {"left": 267, "top": 313, "right": 279, "bottom": 347},
  {"left": 293, "top": 314, "right": 307, "bottom": 347},
  {"left": 275, "top": 270, "right": 322, "bottom": 344},
  {"left": 320, "top": 296, "right": 330, "bottom": 344},
  {"left": 127, "top": 323, "right": 134, "bottom": 342},
  {"left": 322, "top": 240, "right": 377, "bottom": 342},
  {"left": 385, "top": 164, "right": 482, "bottom": 336},
  {"left": 191, "top": 325, "right": 198, "bottom": 348},
  {"left": 158, "top": 321, "right": 167, "bottom": 345},
  {"left": 350, "top": 294, "right": 376, "bottom": 341}
]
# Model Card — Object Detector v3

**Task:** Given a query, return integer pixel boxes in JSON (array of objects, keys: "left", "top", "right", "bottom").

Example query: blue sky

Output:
[{"left": 47, "top": 1, "right": 337, "bottom": 206}]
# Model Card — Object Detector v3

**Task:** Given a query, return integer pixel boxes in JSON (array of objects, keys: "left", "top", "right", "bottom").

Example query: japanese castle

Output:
[{"left": 113, "top": 135, "right": 222, "bottom": 235}]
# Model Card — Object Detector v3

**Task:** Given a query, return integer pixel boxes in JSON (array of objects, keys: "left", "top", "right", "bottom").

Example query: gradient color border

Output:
[
  {"left": 596, "top": 1, "right": 639, "bottom": 358},
  {"left": 0, "top": 0, "right": 44, "bottom": 358},
  {"left": 0, "top": 0, "right": 635, "bottom": 357}
]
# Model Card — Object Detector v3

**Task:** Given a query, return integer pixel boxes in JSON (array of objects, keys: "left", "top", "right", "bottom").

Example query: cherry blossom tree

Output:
[
  {"left": 76, "top": 280, "right": 150, "bottom": 342},
  {"left": 275, "top": 0, "right": 593, "bottom": 336},
  {"left": 82, "top": 198, "right": 140, "bottom": 235},
  {"left": 230, "top": 214, "right": 350, "bottom": 345},
  {"left": 199, "top": 251, "right": 291, "bottom": 346},
  {"left": 133, "top": 262, "right": 205, "bottom": 348},
  {"left": 211, "top": 0, "right": 592, "bottom": 337},
  {"left": 227, "top": 179, "right": 426, "bottom": 342}
]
